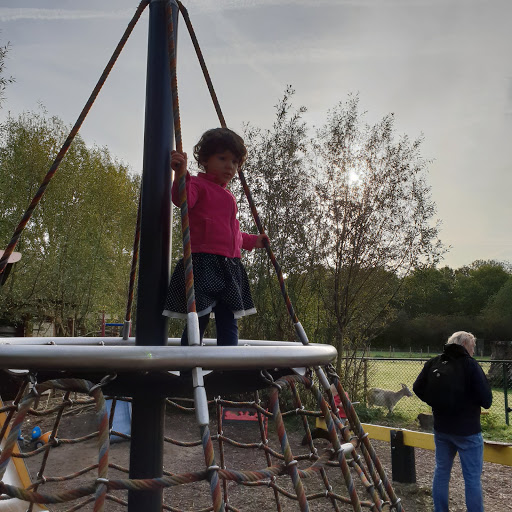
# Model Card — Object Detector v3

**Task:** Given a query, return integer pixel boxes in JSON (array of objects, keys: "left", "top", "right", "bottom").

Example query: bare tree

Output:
[
  {"left": 0, "top": 38, "right": 14, "bottom": 107},
  {"left": 314, "top": 95, "right": 444, "bottom": 375},
  {"left": 236, "top": 87, "right": 320, "bottom": 341}
]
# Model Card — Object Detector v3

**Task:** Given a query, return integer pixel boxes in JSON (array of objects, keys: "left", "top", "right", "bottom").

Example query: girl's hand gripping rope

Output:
[
  {"left": 171, "top": 150, "right": 188, "bottom": 178},
  {"left": 254, "top": 233, "right": 269, "bottom": 249}
]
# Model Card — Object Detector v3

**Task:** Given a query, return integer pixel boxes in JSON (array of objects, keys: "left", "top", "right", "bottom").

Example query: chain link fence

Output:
[{"left": 342, "top": 357, "right": 512, "bottom": 440}]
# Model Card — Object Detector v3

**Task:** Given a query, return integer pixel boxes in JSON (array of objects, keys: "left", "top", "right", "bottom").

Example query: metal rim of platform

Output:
[{"left": 0, "top": 337, "right": 337, "bottom": 371}]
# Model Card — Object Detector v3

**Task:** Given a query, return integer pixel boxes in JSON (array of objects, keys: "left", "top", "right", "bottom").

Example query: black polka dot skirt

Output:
[{"left": 163, "top": 253, "right": 256, "bottom": 320}]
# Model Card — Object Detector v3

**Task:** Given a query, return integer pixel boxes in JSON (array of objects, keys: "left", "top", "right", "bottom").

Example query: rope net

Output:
[
  {"left": 0, "top": 370, "right": 402, "bottom": 511},
  {"left": 0, "top": 3, "right": 404, "bottom": 511}
]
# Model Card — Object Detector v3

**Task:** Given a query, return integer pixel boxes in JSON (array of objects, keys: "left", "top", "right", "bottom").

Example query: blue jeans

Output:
[
  {"left": 181, "top": 301, "right": 238, "bottom": 346},
  {"left": 433, "top": 430, "right": 484, "bottom": 512}
]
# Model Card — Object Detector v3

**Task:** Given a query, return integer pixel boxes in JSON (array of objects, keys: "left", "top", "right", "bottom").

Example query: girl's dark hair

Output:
[{"left": 193, "top": 128, "right": 247, "bottom": 169}]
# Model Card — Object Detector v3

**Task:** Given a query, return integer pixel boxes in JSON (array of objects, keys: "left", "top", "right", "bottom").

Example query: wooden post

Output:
[{"left": 390, "top": 430, "right": 416, "bottom": 483}]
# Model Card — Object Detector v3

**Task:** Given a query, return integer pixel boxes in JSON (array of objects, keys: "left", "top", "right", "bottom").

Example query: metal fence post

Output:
[
  {"left": 363, "top": 357, "right": 368, "bottom": 406},
  {"left": 504, "top": 362, "right": 510, "bottom": 426}
]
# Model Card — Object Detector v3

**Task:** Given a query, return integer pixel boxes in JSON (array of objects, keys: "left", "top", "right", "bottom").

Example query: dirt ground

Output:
[{"left": 15, "top": 402, "right": 512, "bottom": 512}]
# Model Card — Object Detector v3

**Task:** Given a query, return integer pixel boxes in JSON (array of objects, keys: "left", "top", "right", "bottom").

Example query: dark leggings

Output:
[{"left": 180, "top": 301, "right": 238, "bottom": 346}]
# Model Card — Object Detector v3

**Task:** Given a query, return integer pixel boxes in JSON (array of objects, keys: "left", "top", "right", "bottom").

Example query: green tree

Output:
[
  {"left": 0, "top": 110, "right": 139, "bottom": 335},
  {"left": 374, "top": 260, "right": 511, "bottom": 349},
  {"left": 480, "top": 275, "right": 512, "bottom": 340},
  {"left": 402, "top": 266, "right": 456, "bottom": 316},
  {"left": 453, "top": 260, "right": 510, "bottom": 316}
]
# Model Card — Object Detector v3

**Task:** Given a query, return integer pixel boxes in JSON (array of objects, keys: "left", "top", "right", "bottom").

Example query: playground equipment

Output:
[
  {"left": 0, "top": 1, "right": 405, "bottom": 510},
  {"left": 0, "top": 398, "right": 47, "bottom": 511}
]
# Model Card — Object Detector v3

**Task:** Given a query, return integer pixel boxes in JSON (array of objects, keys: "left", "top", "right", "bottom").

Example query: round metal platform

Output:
[{"left": 0, "top": 337, "right": 337, "bottom": 372}]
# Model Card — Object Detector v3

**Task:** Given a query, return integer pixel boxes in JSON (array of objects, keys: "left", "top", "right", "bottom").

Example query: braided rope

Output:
[
  {"left": 166, "top": 398, "right": 202, "bottom": 412},
  {"left": 0, "top": 379, "right": 110, "bottom": 511},
  {"left": 307, "top": 379, "right": 361, "bottom": 512},
  {"left": 165, "top": 5, "right": 224, "bottom": 511},
  {"left": 0, "top": 452, "right": 330, "bottom": 505},
  {"left": 289, "top": 381, "right": 340, "bottom": 512},
  {"left": 0, "top": 380, "right": 27, "bottom": 444},
  {"left": 176, "top": 2, "right": 226, "bottom": 128},
  {"left": 317, "top": 375, "right": 383, "bottom": 509},
  {"left": 268, "top": 381, "right": 309, "bottom": 511},
  {"left": 330, "top": 376, "right": 403, "bottom": 511},
  {"left": 200, "top": 425, "right": 224, "bottom": 512},
  {"left": 165, "top": 9, "right": 225, "bottom": 512},
  {"left": 27, "top": 389, "right": 72, "bottom": 509},
  {"left": 166, "top": 2, "right": 197, "bottom": 316},
  {"left": 278, "top": 375, "right": 361, "bottom": 510},
  {"left": 0, "top": 0, "right": 149, "bottom": 276},
  {"left": 215, "top": 400, "right": 229, "bottom": 506},
  {"left": 176, "top": 0, "right": 302, "bottom": 330},
  {"left": 254, "top": 390, "right": 282, "bottom": 511}
]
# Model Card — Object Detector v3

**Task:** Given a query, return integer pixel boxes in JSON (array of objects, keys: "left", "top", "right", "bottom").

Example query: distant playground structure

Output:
[{"left": 1, "top": 1, "right": 481, "bottom": 511}]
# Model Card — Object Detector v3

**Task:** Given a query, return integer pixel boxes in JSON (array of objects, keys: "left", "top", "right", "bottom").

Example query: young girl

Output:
[{"left": 163, "top": 128, "right": 267, "bottom": 346}]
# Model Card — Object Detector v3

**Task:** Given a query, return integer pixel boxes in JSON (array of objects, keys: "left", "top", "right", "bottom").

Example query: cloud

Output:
[
  {"left": 0, "top": 8, "right": 135, "bottom": 22},
  {"left": 0, "top": 0, "right": 471, "bottom": 23},
  {"left": 185, "top": 0, "right": 467, "bottom": 12}
]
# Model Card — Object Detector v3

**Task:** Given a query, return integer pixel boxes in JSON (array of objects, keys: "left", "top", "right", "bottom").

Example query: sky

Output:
[{"left": 1, "top": 0, "right": 511, "bottom": 269}]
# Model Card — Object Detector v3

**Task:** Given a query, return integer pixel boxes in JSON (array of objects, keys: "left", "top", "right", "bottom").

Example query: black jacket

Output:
[{"left": 413, "top": 343, "right": 492, "bottom": 436}]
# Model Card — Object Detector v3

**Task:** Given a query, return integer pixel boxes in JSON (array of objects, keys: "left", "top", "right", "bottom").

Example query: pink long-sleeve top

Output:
[{"left": 172, "top": 172, "right": 258, "bottom": 259}]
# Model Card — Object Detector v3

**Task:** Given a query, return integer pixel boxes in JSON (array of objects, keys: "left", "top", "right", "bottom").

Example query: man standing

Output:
[{"left": 413, "top": 331, "right": 492, "bottom": 512}]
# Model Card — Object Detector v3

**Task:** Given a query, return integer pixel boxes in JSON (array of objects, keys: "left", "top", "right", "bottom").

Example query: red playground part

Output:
[{"left": 222, "top": 407, "right": 268, "bottom": 438}]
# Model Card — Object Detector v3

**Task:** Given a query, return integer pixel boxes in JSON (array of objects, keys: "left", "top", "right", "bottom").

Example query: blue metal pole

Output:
[{"left": 128, "top": 1, "right": 177, "bottom": 510}]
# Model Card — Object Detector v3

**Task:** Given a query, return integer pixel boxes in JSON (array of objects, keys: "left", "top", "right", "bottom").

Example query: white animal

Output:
[{"left": 367, "top": 383, "right": 413, "bottom": 414}]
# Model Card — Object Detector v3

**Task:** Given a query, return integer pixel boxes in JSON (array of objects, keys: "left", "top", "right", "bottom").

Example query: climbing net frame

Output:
[
  {"left": 0, "top": 362, "right": 403, "bottom": 512},
  {"left": 0, "top": 0, "right": 405, "bottom": 510}
]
